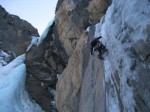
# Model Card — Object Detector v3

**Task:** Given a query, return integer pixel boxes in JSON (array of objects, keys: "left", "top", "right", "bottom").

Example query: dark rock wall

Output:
[
  {"left": 0, "top": 5, "right": 68, "bottom": 112},
  {"left": 26, "top": 23, "right": 68, "bottom": 112},
  {"left": 0, "top": 5, "right": 39, "bottom": 58}
]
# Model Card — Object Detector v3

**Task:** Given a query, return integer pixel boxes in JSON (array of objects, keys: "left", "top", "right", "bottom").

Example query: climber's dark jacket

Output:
[{"left": 90, "top": 36, "right": 102, "bottom": 55}]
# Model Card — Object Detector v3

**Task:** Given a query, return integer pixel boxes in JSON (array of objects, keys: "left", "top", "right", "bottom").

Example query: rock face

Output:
[
  {"left": 26, "top": 23, "right": 69, "bottom": 112},
  {"left": 55, "top": 0, "right": 111, "bottom": 112},
  {"left": 55, "top": 0, "right": 110, "bottom": 56},
  {"left": 0, "top": 5, "right": 39, "bottom": 58},
  {"left": 55, "top": 0, "right": 150, "bottom": 112},
  {"left": 0, "top": 5, "right": 62, "bottom": 112},
  {"left": 56, "top": 32, "right": 106, "bottom": 112}
]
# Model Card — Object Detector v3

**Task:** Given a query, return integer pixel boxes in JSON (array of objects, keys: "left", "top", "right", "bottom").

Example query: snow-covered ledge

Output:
[{"left": 0, "top": 54, "right": 44, "bottom": 112}]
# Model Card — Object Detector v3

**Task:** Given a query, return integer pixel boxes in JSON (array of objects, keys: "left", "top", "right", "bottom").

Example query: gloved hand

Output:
[{"left": 97, "top": 36, "right": 102, "bottom": 39}]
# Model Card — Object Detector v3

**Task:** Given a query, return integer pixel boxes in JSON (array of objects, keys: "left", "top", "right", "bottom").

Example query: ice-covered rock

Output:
[{"left": 100, "top": 0, "right": 150, "bottom": 111}]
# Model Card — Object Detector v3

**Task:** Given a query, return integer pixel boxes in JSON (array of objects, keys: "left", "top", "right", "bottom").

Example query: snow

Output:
[
  {"left": 26, "top": 36, "right": 38, "bottom": 52},
  {"left": 0, "top": 49, "right": 10, "bottom": 68},
  {"left": 48, "top": 88, "right": 56, "bottom": 97},
  {"left": 106, "top": 88, "right": 120, "bottom": 112},
  {"left": 0, "top": 54, "right": 25, "bottom": 76},
  {"left": 51, "top": 101, "right": 56, "bottom": 109},
  {"left": 37, "top": 18, "right": 54, "bottom": 46},
  {"left": 26, "top": 18, "right": 55, "bottom": 52},
  {"left": 0, "top": 54, "right": 43, "bottom": 112},
  {"left": 94, "top": 16, "right": 104, "bottom": 38},
  {"left": 57, "top": 74, "right": 61, "bottom": 80},
  {"left": 85, "top": 27, "right": 90, "bottom": 32}
]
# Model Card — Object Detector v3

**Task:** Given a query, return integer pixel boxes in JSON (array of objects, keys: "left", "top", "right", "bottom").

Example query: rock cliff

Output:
[
  {"left": 0, "top": 5, "right": 39, "bottom": 58},
  {"left": 56, "top": 32, "right": 106, "bottom": 112},
  {"left": 26, "top": 22, "right": 69, "bottom": 111},
  {"left": 55, "top": 0, "right": 150, "bottom": 112},
  {"left": 0, "top": 5, "right": 68, "bottom": 112},
  {"left": 0, "top": 5, "right": 43, "bottom": 112},
  {"left": 55, "top": 0, "right": 111, "bottom": 112},
  {"left": 55, "top": 0, "right": 110, "bottom": 56}
]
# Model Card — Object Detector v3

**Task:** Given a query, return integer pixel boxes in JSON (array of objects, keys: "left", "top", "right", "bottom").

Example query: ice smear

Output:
[
  {"left": 26, "top": 18, "right": 55, "bottom": 52},
  {"left": 94, "top": 0, "right": 139, "bottom": 111}
]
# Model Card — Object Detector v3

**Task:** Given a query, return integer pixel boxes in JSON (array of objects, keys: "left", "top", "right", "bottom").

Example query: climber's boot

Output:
[{"left": 98, "top": 55, "right": 104, "bottom": 60}]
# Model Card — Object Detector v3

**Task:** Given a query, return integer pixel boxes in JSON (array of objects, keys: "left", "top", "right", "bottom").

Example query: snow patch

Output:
[
  {"left": 26, "top": 18, "right": 55, "bottom": 52},
  {"left": 26, "top": 36, "right": 38, "bottom": 52},
  {"left": 0, "top": 49, "right": 10, "bottom": 68},
  {"left": 48, "top": 88, "right": 56, "bottom": 97},
  {"left": 37, "top": 18, "right": 54, "bottom": 46}
]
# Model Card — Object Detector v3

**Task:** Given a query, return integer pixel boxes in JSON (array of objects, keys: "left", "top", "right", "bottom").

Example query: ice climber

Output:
[{"left": 90, "top": 36, "right": 108, "bottom": 60}]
